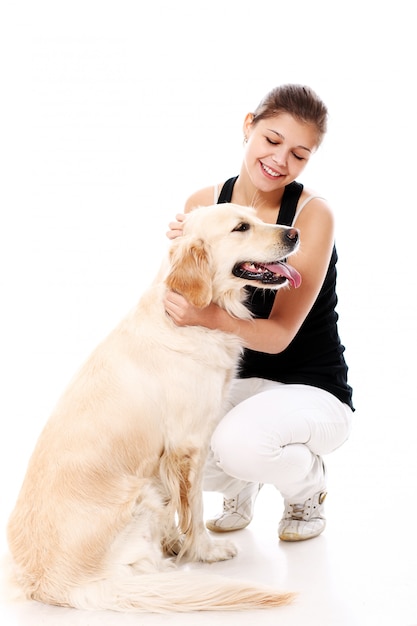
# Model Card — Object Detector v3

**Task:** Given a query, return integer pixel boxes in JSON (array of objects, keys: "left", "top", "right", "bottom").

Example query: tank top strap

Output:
[
  {"left": 217, "top": 176, "right": 238, "bottom": 204},
  {"left": 278, "top": 181, "right": 304, "bottom": 226}
]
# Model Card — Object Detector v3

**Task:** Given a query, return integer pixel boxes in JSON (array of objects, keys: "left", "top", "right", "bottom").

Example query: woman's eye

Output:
[
  {"left": 233, "top": 222, "right": 250, "bottom": 232},
  {"left": 266, "top": 137, "right": 278, "bottom": 145},
  {"left": 292, "top": 153, "right": 304, "bottom": 161}
]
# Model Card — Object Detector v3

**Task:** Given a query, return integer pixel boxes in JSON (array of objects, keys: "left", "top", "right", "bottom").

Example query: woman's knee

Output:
[{"left": 210, "top": 411, "right": 259, "bottom": 479}]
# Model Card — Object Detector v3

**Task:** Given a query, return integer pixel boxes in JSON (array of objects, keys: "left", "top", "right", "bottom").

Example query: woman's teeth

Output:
[{"left": 261, "top": 163, "right": 280, "bottom": 177}]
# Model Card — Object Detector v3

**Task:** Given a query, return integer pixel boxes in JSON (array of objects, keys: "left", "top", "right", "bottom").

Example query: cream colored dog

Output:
[{"left": 7, "top": 203, "right": 301, "bottom": 613}]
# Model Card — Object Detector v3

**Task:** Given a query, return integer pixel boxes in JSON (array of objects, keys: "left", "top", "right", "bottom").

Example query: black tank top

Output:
[{"left": 218, "top": 176, "right": 354, "bottom": 410}]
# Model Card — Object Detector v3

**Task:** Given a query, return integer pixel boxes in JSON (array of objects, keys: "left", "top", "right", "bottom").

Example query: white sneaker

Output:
[
  {"left": 205, "top": 483, "right": 261, "bottom": 532},
  {"left": 278, "top": 491, "right": 327, "bottom": 542}
]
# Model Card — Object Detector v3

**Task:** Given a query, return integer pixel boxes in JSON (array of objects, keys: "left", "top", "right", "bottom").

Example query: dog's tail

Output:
[{"left": 67, "top": 570, "right": 294, "bottom": 613}]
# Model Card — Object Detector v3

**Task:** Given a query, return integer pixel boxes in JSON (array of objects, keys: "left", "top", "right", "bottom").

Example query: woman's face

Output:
[{"left": 243, "top": 112, "right": 319, "bottom": 192}]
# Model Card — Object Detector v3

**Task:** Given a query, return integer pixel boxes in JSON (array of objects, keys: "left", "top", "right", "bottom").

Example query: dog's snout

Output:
[{"left": 286, "top": 228, "right": 299, "bottom": 244}]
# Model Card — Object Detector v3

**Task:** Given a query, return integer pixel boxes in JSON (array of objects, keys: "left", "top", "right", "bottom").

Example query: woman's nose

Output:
[{"left": 272, "top": 148, "right": 287, "bottom": 168}]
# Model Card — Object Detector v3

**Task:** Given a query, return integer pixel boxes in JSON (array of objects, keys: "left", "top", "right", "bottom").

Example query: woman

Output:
[{"left": 165, "top": 84, "right": 354, "bottom": 542}]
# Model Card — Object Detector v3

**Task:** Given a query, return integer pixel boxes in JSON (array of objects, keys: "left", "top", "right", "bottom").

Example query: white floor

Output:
[{"left": 1, "top": 411, "right": 417, "bottom": 626}]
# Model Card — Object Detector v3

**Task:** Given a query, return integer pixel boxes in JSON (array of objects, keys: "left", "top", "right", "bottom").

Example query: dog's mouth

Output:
[{"left": 232, "top": 261, "right": 302, "bottom": 288}]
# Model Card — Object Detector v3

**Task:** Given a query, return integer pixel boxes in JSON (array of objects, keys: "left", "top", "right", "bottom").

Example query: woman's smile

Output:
[{"left": 260, "top": 161, "right": 283, "bottom": 179}]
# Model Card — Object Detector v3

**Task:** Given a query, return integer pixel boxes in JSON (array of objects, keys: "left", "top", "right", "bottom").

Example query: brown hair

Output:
[{"left": 252, "top": 84, "right": 328, "bottom": 145}]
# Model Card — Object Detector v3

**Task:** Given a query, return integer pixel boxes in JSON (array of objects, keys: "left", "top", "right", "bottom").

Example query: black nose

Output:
[{"left": 286, "top": 228, "right": 299, "bottom": 243}]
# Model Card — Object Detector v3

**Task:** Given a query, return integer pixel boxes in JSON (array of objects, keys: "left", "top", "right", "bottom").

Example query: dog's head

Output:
[{"left": 165, "top": 204, "right": 301, "bottom": 317}]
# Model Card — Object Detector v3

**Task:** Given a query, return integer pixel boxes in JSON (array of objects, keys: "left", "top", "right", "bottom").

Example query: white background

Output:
[{"left": 1, "top": 1, "right": 416, "bottom": 624}]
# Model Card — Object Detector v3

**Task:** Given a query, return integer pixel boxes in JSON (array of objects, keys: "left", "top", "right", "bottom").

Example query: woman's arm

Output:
[{"left": 164, "top": 198, "right": 335, "bottom": 354}]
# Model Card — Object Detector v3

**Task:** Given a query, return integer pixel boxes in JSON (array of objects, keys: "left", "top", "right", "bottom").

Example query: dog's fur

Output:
[{"left": 7, "top": 203, "right": 300, "bottom": 613}]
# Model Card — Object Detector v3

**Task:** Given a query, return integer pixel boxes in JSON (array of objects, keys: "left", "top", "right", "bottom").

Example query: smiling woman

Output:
[{"left": 164, "top": 83, "right": 354, "bottom": 546}]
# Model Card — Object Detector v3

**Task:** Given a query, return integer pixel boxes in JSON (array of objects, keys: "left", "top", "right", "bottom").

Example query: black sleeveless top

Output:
[{"left": 218, "top": 176, "right": 354, "bottom": 410}]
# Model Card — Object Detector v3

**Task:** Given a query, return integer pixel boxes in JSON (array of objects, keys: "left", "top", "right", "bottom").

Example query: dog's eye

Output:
[{"left": 233, "top": 222, "right": 251, "bottom": 232}]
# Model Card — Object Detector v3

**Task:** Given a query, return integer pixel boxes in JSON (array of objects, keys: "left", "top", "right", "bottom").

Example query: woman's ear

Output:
[
  {"left": 242, "top": 112, "right": 255, "bottom": 140},
  {"left": 165, "top": 238, "right": 213, "bottom": 308}
]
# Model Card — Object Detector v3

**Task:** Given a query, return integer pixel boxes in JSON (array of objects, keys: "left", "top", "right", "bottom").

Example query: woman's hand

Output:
[
  {"left": 164, "top": 290, "right": 215, "bottom": 328},
  {"left": 166, "top": 213, "right": 186, "bottom": 240}
]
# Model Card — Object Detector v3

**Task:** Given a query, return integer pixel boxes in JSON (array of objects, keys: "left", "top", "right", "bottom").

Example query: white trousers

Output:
[{"left": 204, "top": 377, "right": 353, "bottom": 502}]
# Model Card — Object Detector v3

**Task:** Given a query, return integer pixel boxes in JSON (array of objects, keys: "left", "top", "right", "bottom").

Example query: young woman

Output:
[{"left": 165, "top": 84, "right": 354, "bottom": 542}]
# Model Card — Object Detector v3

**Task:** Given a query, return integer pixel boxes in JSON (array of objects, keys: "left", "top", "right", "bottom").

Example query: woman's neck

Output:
[{"left": 232, "top": 176, "right": 286, "bottom": 224}]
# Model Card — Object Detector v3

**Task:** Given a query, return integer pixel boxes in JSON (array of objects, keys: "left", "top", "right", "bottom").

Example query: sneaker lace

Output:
[
  {"left": 289, "top": 503, "right": 305, "bottom": 520},
  {"left": 223, "top": 497, "right": 237, "bottom": 514}
]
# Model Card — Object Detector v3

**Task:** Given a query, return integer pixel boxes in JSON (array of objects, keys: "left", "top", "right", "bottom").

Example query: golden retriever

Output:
[{"left": 7, "top": 203, "right": 301, "bottom": 613}]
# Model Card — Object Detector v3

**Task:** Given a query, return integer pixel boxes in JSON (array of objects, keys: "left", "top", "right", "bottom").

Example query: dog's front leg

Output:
[
  {"left": 183, "top": 491, "right": 238, "bottom": 564},
  {"left": 175, "top": 447, "right": 238, "bottom": 563}
]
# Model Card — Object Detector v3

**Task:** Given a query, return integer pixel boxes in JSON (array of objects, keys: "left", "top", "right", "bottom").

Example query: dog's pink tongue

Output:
[{"left": 266, "top": 262, "right": 302, "bottom": 288}]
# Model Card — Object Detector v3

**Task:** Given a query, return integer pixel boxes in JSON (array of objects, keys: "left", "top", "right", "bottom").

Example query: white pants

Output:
[{"left": 204, "top": 378, "right": 353, "bottom": 502}]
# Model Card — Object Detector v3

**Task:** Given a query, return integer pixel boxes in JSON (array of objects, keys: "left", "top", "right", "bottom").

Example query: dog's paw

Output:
[{"left": 197, "top": 538, "right": 238, "bottom": 563}]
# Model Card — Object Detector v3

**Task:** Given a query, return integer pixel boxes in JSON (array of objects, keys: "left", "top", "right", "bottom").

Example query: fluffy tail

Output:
[{"left": 68, "top": 570, "right": 295, "bottom": 613}]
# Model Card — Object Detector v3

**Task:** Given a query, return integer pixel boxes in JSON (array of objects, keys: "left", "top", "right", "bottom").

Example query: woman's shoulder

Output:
[
  {"left": 298, "top": 185, "right": 327, "bottom": 205},
  {"left": 184, "top": 183, "right": 224, "bottom": 213},
  {"left": 294, "top": 185, "right": 333, "bottom": 225}
]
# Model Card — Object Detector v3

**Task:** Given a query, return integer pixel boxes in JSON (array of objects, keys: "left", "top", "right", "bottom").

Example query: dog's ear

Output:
[{"left": 165, "top": 238, "right": 213, "bottom": 308}]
